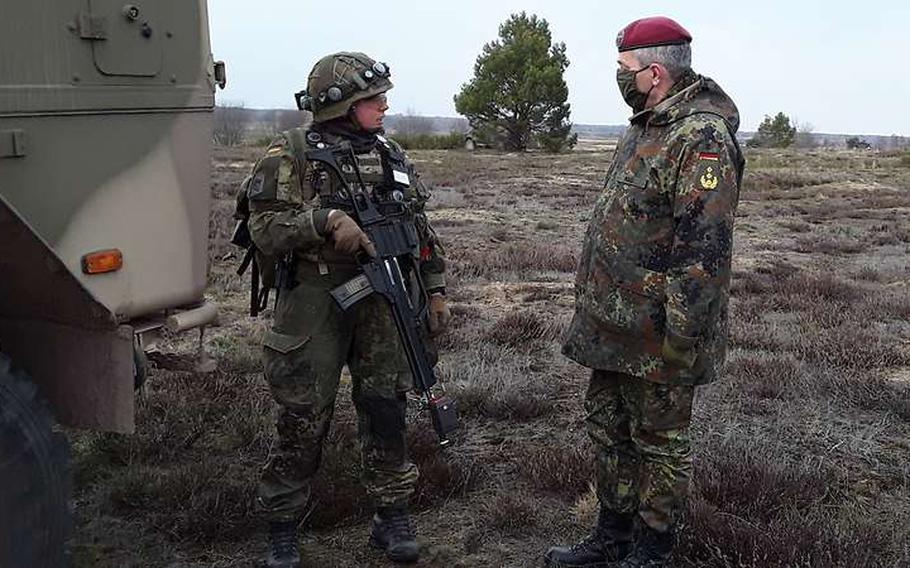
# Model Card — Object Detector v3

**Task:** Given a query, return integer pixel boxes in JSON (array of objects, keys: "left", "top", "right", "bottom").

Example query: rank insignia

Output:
[{"left": 699, "top": 166, "right": 719, "bottom": 190}]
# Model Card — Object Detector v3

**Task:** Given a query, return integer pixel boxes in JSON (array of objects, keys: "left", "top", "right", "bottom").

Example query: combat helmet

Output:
[{"left": 295, "top": 52, "right": 392, "bottom": 122}]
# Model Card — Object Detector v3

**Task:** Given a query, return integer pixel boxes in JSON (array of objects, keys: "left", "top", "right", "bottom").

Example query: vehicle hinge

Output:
[
  {"left": 79, "top": 12, "right": 108, "bottom": 40},
  {"left": 213, "top": 60, "right": 227, "bottom": 90},
  {"left": 0, "top": 130, "right": 27, "bottom": 159}
]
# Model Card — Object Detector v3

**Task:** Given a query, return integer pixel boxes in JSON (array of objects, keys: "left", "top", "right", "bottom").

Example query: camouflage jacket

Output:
[
  {"left": 246, "top": 125, "right": 446, "bottom": 291},
  {"left": 562, "top": 74, "right": 745, "bottom": 385}
]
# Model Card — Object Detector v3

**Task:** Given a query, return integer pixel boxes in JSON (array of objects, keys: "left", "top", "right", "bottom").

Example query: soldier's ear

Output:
[{"left": 651, "top": 64, "right": 663, "bottom": 86}]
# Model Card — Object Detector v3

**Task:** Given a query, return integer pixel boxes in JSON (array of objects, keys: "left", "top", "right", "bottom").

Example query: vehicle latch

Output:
[
  {"left": 79, "top": 12, "right": 108, "bottom": 40},
  {"left": 0, "top": 130, "right": 27, "bottom": 158}
]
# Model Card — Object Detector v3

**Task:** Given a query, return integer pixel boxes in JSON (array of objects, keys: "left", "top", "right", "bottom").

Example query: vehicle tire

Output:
[{"left": 0, "top": 353, "right": 72, "bottom": 568}]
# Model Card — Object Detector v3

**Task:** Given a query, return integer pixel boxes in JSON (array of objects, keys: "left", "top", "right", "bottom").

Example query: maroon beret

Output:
[{"left": 616, "top": 16, "right": 692, "bottom": 52}]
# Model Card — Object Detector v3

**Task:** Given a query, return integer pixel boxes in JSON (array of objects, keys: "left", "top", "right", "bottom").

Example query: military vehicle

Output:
[{"left": 0, "top": 1, "right": 224, "bottom": 565}]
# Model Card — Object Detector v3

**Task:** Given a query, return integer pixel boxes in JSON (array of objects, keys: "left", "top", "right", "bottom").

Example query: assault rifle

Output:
[{"left": 305, "top": 141, "right": 458, "bottom": 446}]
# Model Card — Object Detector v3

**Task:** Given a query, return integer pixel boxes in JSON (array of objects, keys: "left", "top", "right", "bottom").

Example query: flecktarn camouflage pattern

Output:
[
  {"left": 247, "top": 121, "right": 445, "bottom": 522},
  {"left": 257, "top": 267, "right": 418, "bottom": 519},
  {"left": 563, "top": 72, "right": 744, "bottom": 386},
  {"left": 247, "top": 128, "right": 445, "bottom": 291},
  {"left": 562, "top": 71, "right": 744, "bottom": 537},
  {"left": 586, "top": 370, "right": 694, "bottom": 533}
]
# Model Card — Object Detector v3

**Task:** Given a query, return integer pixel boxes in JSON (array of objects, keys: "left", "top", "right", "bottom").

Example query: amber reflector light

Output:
[{"left": 81, "top": 249, "right": 123, "bottom": 274}]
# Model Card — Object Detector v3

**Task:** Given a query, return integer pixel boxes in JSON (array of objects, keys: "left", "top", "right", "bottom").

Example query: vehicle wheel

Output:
[{"left": 0, "top": 353, "right": 72, "bottom": 568}]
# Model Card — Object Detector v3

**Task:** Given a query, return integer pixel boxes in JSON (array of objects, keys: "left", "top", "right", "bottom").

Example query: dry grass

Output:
[
  {"left": 728, "top": 260, "right": 910, "bottom": 421},
  {"left": 482, "top": 492, "right": 542, "bottom": 536},
  {"left": 520, "top": 443, "right": 593, "bottom": 498},
  {"left": 450, "top": 242, "right": 579, "bottom": 281},
  {"left": 439, "top": 344, "right": 557, "bottom": 421},
  {"left": 677, "top": 438, "right": 904, "bottom": 568},
  {"left": 69, "top": 142, "right": 910, "bottom": 567},
  {"left": 484, "top": 310, "right": 563, "bottom": 349}
]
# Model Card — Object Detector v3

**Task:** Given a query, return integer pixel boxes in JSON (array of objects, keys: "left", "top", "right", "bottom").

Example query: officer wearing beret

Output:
[
  {"left": 546, "top": 17, "right": 745, "bottom": 568},
  {"left": 247, "top": 52, "right": 449, "bottom": 567}
]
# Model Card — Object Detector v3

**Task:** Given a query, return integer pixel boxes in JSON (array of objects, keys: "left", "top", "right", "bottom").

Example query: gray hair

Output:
[{"left": 632, "top": 44, "right": 691, "bottom": 80}]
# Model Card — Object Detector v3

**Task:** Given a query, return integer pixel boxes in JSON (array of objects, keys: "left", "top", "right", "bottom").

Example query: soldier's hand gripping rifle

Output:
[{"left": 305, "top": 142, "right": 458, "bottom": 446}]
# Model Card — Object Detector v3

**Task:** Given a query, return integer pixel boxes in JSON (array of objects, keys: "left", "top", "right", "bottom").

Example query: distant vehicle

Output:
[{"left": 0, "top": 1, "right": 224, "bottom": 565}]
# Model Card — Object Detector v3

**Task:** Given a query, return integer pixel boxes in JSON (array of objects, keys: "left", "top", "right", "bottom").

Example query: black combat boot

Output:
[
  {"left": 615, "top": 525, "right": 674, "bottom": 568},
  {"left": 369, "top": 506, "right": 419, "bottom": 564},
  {"left": 265, "top": 520, "right": 302, "bottom": 568},
  {"left": 544, "top": 509, "right": 634, "bottom": 567}
]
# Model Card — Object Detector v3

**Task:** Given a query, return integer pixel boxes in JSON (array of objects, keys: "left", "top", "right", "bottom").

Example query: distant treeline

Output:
[{"left": 214, "top": 105, "right": 909, "bottom": 149}]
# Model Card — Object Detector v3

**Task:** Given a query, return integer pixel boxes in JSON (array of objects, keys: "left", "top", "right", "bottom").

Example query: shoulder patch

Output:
[
  {"left": 248, "top": 171, "right": 266, "bottom": 199},
  {"left": 247, "top": 155, "right": 281, "bottom": 201}
]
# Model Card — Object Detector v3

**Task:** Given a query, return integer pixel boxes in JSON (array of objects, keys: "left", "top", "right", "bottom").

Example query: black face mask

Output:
[
  {"left": 320, "top": 115, "right": 379, "bottom": 154},
  {"left": 616, "top": 65, "right": 654, "bottom": 113}
]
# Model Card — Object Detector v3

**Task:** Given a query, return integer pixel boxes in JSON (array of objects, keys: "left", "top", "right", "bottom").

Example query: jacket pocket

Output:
[
  {"left": 262, "top": 330, "right": 310, "bottom": 354},
  {"left": 577, "top": 259, "right": 667, "bottom": 339},
  {"left": 616, "top": 165, "right": 650, "bottom": 189},
  {"left": 611, "top": 164, "right": 672, "bottom": 223}
]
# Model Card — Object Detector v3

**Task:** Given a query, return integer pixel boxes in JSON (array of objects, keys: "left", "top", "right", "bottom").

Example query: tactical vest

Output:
[
  {"left": 285, "top": 127, "right": 421, "bottom": 212},
  {"left": 235, "top": 127, "right": 424, "bottom": 315},
  {"left": 287, "top": 127, "right": 424, "bottom": 268}
]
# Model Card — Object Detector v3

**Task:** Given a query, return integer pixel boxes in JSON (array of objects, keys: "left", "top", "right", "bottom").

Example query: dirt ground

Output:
[{"left": 70, "top": 140, "right": 910, "bottom": 567}]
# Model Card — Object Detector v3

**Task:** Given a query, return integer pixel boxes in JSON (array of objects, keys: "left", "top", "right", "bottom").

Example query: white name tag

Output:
[{"left": 393, "top": 169, "right": 410, "bottom": 186}]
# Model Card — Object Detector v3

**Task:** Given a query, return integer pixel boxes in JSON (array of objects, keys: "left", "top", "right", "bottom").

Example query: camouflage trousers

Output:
[
  {"left": 585, "top": 369, "right": 694, "bottom": 533},
  {"left": 257, "top": 264, "right": 418, "bottom": 522}
]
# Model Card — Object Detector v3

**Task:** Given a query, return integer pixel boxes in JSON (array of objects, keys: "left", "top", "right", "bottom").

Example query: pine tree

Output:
[
  {"left": 454, "top": 13, "right": 576, "bottom": 152},
  {"left": 748, "top": 112, "right": 796, "bottom": 148}
]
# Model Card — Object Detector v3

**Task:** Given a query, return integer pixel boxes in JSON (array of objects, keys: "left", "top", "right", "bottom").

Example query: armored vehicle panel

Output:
[{"left": 0, "top": 0, "right": 221, "bottom": 432}]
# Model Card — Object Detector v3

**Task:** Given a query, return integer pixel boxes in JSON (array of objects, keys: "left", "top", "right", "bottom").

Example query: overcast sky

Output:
[{"left": 209, "top": 0, "right": 909, "bottom": 136}]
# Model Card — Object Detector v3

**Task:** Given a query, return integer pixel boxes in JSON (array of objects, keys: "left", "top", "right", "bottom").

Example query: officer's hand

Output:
[
  {"left": 661, "top": 331, "right": 697, "bottom": 369},
  {"left": 327, "top": 210, "right": 376, "bottom": 257},
  {"left": 427, "top": 293, "right": 451, "bottom": 337}
]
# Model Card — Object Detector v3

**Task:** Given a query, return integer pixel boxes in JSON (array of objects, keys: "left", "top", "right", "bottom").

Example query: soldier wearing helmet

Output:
[
  {"left": 246, "top": 52, "right": 449, "bottom": 567},
  {"left": 302, "top": 52, "right": 394, "bottom": 124}
]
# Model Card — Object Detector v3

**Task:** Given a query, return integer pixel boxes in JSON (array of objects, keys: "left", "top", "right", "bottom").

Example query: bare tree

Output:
[
  {"left": 391, "top": 109, "right": 435, "bottom": 136},
  {"left": 213, "top": 103, "right": 248, "bottom": 146},
  {"left": 885, "top": 134, "right": 908, "bottom": 151},
  {"left": 794, "top": 119, "right": 817, "bottom": 149},
  {"left": 269, "top": 109, "right": 310, "bottom": 135}
]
